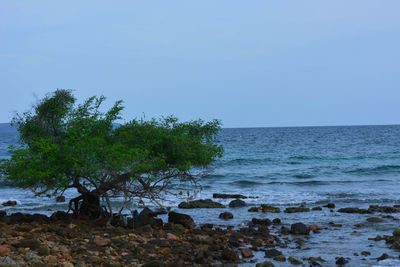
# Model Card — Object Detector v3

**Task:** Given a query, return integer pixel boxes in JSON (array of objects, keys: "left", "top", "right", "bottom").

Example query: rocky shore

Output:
[{"left": 1, "top": 197, "right": 400, "bottom": 266}]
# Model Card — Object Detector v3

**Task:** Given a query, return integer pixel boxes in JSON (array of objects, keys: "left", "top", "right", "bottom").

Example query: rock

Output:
[
  {"left": 393, "top": 229, "right": 400, "bottom": 237},
  {"left": 178, "top": 199, "right": 225, "bottom": 209},
  {"left": 272, "top": 218, "right": 281, "bottom": 224},
  {"left": 323, "top": 203, "right": 335, "bottom": 209},
  {"left": 256, "top": 261, "right": 275, "bottom": 267},
  {"left": 369, "top": 205, "right": 399, "bottom": 213},
  {"left": 274, "top": 255, "right": 286, "bottom": 261},
  {"left": 2, "top": 200, "right": 17, "bottom": 206},
  {"left": 281, "top": 226, "right": 290, "bottom": 235},
  {"left": 265, "top": 249, "right": 282, "bottom": 258},
  {"left": 0, "top": 245, "right": 10, "bottom": 256},
  {"left": 1, "top": 256, "right": 17, "bottom": 266},
  {"left": 229, "top": 199, "right": 247, "bottom": 207},
  {"left": 248, "top": 204, "right": 280, "bottom": 213},
  {"left": 309, "top": 225, "right": 322, "bottom": 232},
  {"left": 240, "top": 248, "right": 253, "bottom": 258},
  {"left": 60, "top": 262, "right": 75, "bottom": 267},
  {"left": 222, "top": 248, "right": 239, "bottom": 261},
  {"left": 213, "top": 193, "right": 247, "bottom": 199},
  {"left": 252, "top": 218, "right": 271, "bottom": 226},
  {"left": 142, "top": 261, "right": 165, "bottom": 267},
  {"left": 168, "top": 211, "right": 195, "bottom": 228},
  {"left": 93, "top": 236, "right": 111, "bottom": 246},
  {"left": 312, "top": 206, "right": 322, "bottom": 211},
  {"left": 24, "top": 251, "right": 39, "bottom": 262},
  {"left": 38, "top": 245, "right": 50, "bottom": 256},
  {"left": 291, "top": 222, "right": 310, "bottom": 235},
  {"left": 336, "top": 257, "right": 347, "bottom": 265},
  {"left": 219, "top": 212, "right": 233, "bottom": 220},
  {"left": 288, "top": 256, "right": 302, "bottom": 265},
  {"left": 166, "top": 233, "right": 179, "bottom": 241},
  {"left": 367, "top": 217, "right": 383, "bottom": 223},
  {"left": 0, "top": 210, "right": 6, "bottom": 217},
  {"left": 56, "top": 196, "right": 66, "bottom": 202},
  {"left": 337, "top": 207, "right": 371, "bottom": 214},
  {"left": 44, "top": 255, "right": 58, "bottom": 265},
  {"left": 361, "top": 251, "right": 371, "bottom": 256},
  {"left": 377, "top": 253, "right": 390, "bottom": 261},
  {"left": 13, "top": 238, "right": 41, "bottom": 250},
  {"left": 284, "top": 207, "right": 310, "bottom": 213}
]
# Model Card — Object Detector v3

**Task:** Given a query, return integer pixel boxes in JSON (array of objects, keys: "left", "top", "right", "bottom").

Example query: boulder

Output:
[
  {"left": 248, "top": 204, "right": 280, "bottom": 213},
  {"left": 178, "top": 199, "right": 225, "bottom": 209},
  {"left": 291, "top": 222, "right": 310, "bottom": 235},
  {"left": 323, "top": 203, "right": 335, "bottom": 209},
  {"left": 12, "top": 238, "right": 41, "bottom": 250},
  {"left": 219, "top": 212, "right": 233, "bottom": 220},
  {"left": 252, "top": 218, "right": 271, "bottom": 226},
  {"left": 229, "top": 199, "right": 246, "bottom": 207},
  {"left": 337, "top": 207, "right": 371, "bottom": 214},
  {"left": 284, "top": 207, "right": 310, "bottom": 213},
  {"left": 168, "top": 211, "right": 195, "bottom": 228},
  {"left": 240, "top": 248, "right": 253, "bottom": 258},
  {"left": 213, "top": 193, "right": 247, "bottom": 199},
  {"left": 265, "top": 249, "right": 282, "bottom": 258},
  {"left": 2, "top": 200, "right": 17, "bottom": 206}
]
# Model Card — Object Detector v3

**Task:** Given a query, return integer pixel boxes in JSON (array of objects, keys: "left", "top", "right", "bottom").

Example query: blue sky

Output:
[{"left": 1, "top": 1, "right": 400, "bottom": 127}]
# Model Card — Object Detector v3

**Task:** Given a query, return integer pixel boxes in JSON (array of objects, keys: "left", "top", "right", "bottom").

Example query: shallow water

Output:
[{"left": 1, "top": 124, "right": 400, "bottom": 265}]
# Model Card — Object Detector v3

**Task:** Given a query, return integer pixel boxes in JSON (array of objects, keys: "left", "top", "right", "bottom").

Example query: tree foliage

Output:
[{"left": 0, "top": 90, "right": 223, "bottom": 218}]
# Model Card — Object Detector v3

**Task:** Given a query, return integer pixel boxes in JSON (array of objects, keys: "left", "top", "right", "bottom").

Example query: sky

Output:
[{"left": 1, "top": 1, "right": 400, "bottom": 128}]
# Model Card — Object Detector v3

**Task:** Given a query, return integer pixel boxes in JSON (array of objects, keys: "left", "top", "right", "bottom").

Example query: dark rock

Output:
[
  {"left": 272, "top": 218, "right": 281, "bottom": 224},
  {"left": 2, "top": 200, "right": 17, "bottom": 206},
  {"left": 13, "top": 239, "right": 41, "bottom": 250},
  {"left": 56, "top": 196, "right": 65, "bottom": 202},
  {"left": 219, "top": 212, "right": 233, "bottom": 220},
  {"left": 284, "top": 207, "right": 310, "bottom": 213},
  {"left": 337, "top": 207, "right": 371, "bottom": 214},
  {"left": 288, "top": 256, "right": 302, "bottom": 265},
  {"left": 377, "top": 253, "right": 390, "bottom": 261},
  {"left": 178, "top": 199, "right": 225, "bottom": 209},
  {"left": 256, "top": 261, "right": 275, "bottom": 267},
  {"left": 265, "top": 249, "right": 282, "bottom": 258},
  {"left": 168, "top": 211, "right": 195, "bottom": 228},
  {"left": 213, "top": 193, "right": 247, "bottom": 199},
  {"left": 280, "top": 226, "right": 290, "bottom": 235},
  {"left": 222, "top": 248, "right": 239, "bottom": 261},
  {"left": 367, "top": 217, "right": 383, "bottom": 223},
  {"left": 142, "top": 261, "right": 165, "bottom": 267},
  {"left": 229, "top": 199, "right": 246, "bottom": 207},
  {"left": 291, "top": 222, "right": 310, "bottom": 235},
  {"left": 393, "top": 229, "right": 400, "bottom": 237},
  {"left": 0, "top": 210, "right": 6, "bottom": 217},
  {"left": 369, "top": 205, "right": 399, "bottom": 213},
  {"left": 50, "top": 211, "right": 71, "bottom": 222},
  {"left": 335, "top": 257, "right": 347, "bottom": 265},
  {"left": 361, "top": 251, "right": 371, "bottom": 256},
  {"left": 248, "top": 204, "right": 280, "bottom": 213},
  {"left": 252, "top": 218, "right": 271, "bottom": 226},
  {"left": 312, "top": 206, "right": 322, "bottom": 211},
  {"left": 323, "top": 203, "right": 335, "bottom": 209}
]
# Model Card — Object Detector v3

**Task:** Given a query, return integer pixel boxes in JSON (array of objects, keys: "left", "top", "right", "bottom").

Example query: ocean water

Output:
[{"left": 1, "top": 124, "right": 400, "bottom": 266}]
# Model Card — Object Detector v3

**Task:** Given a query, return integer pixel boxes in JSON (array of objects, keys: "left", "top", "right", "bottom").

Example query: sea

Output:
[{"left": 1, "top": 123, "right": 400, "bottom": 266}]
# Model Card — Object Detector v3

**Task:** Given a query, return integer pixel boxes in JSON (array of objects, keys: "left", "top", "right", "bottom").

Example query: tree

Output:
[{"left": 0, "top": 90, "right": 223, "bottom": 219}]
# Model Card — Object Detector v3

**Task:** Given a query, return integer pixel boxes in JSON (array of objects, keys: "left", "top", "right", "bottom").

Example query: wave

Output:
[
  {"left": 292, "top": 173, "right": 314, "bottom": 179},
  {"left": 232, "top": 180, "right": 263, "bottom": 187},
  {"left": 345, "top": 165, "right": 400, "bottom": 175}
]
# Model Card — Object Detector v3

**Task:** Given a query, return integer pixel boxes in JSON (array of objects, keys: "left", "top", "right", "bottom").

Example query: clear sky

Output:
[{"left": 1, "top": 1, "right": 400, "bottom": 127}]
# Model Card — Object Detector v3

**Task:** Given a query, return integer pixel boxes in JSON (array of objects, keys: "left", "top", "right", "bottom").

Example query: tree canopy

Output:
[{"left": 0, "top": 90, "right": 223, "bottom": 218}]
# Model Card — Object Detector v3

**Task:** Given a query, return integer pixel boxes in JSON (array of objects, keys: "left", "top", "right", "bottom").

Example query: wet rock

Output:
[
  {"left": 248, "top": 204, "right": 280, "bottom": 213},
  {"left": 274, "top": 255, "right": 286, "bottom": 261},
  {"left": 229, "top": 199, "right": 246, "bottom": 207},
  {"left": 178, "top": 199, "right": 225, "bottom": 209},
  {"left": 361, "top": 251, "right": 371, "bottom": 256},
  {"left": 168, "top": 211, "right": 195, "bottom": 228},
  {"left": 329, "top": 222, "right": 342, "bottom": 227},
  {"left": 256, "top": 261, "right": 275, "bottom": 267},
  {"left": 336, "top": 257, "right": 347, "bottom": 265},
  {"left": 2, "top": 200, "right": 17, "bottom": 206},
  {"left": 272, "top": 218, "right": 281, "bottom": 225},
  {"left": 288, "top": 256, "right": 302, "bottom": 265},
  {"left": 303, "top": 256, "right": 326, "bottom": 263},
  {"left": 280, "top": 226, "right": 290, "bottom": 235},
  {"left": 393, "top": 229, "right": 400, "bottom": 237},
  {"left": 291, "top": 223, "right": 310, "bottom": 235},
  {"left": 337, "top": 207, "right": 371, "bottom": 214},
  {"left": 309, "top": 225, "right": 322, "bottom": 232},
  {"left": 56, "top": 196, "right": 66, "bottom": 202},
  {"left": 213, "top": 193, "right": 247, "bottom": 199},
  {"left": 219, "top": 212, "right": 233, "bottom": 220},
  {"left": 377, "top": 253, "right": 390, "bottom": 261},
  {"left": 367, "top": 217, "right": 383, "bottom": 223},
  {"left": 369, "top": 235, "right": 383, "bottom": 241},
  {"left": 284, "top": 207, "right": 310, "bottom": 213},
  {"left": 252, "top": 218, "right": 271, "bottom": 226},
  {"left": 312, "top": 206, "right": 322, "bottom": 211},
  {"left": 265, "top": 248, "right": 282, "bottom": 258},
  {"left": 369, "top": 205, "right": 399, "bottom": 213},
  {"left": 222, "top": 248, "right": 239, "bottom": 261},
  {"left": 323, "top": 203, "right": 335, "bottom": 209},
  {"left": 240, "top": 248, "right": 253, "bottom": 258}
]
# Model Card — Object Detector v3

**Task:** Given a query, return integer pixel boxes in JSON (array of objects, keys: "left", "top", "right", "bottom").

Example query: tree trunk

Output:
[{"left": 78, "top": 191, "right": 106, "bottom": 219}]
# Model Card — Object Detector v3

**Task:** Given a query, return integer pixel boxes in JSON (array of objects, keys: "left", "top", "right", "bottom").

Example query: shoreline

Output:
[{"left": 1, "top": 197, "right": 400, "bottom": 266}]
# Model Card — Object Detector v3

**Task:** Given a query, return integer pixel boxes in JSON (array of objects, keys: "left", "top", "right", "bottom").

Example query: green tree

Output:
[{"left": 0, "top": 90, "right": 223, "bottom": 218}]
